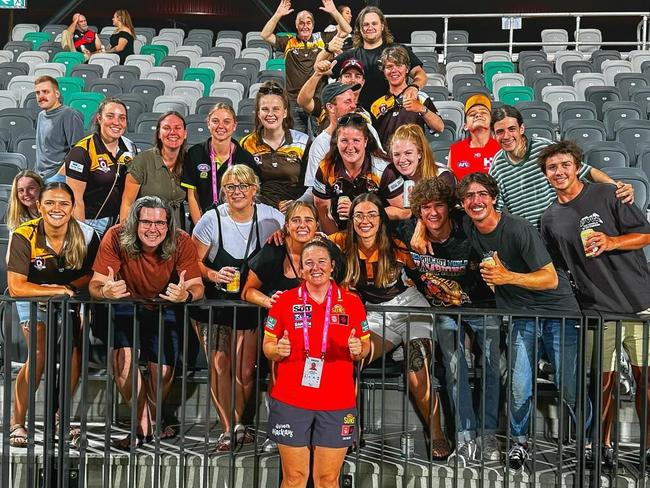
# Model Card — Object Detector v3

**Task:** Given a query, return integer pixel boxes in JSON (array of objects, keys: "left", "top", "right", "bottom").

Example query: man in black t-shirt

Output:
[
  {"left": 539, "top": 140, "right": 650, "bottom": 468},
  {"left": 315, "top": 5, "right": 427, "bottom": 111},
  {"left": 61, "top": 13, "right": 103, "bottom": 60},
  {"left": 398, "top": 178, "right": 501, "bottom": 465},
  {"left": 459, "top": 172, "right": 587, "bottom": 471}
]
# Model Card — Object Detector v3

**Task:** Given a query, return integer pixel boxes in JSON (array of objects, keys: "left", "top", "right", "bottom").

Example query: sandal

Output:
[
  {"left": 9, "top": 424, "right": 28, "bottom": 448},
  {"left": 113, "top": 433, "right": 150, "bottom": 451},
  {"left": 234, "top": 424, "right": 254, "bottom": 445},
  {"left": 214, "top": 433, "right": 233, "bottom": 452},
  {"left": 152, "top": 422, "right": 177, "bottom": 440},
  {"left": 430, "top": 437, "right": 451, "bottom": 461}
]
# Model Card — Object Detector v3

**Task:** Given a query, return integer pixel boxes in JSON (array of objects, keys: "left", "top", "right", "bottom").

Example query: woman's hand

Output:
[
  {"left": 267, "top": 229, "right": 285, "bottom": 246},
  {"left": 267, "top": 290, "right": 285, "bottom": 308},
  {"left": 348, "top": 329, "right": 362, "bottom": 358},
  {"left": 211, "top": 266, "right": 238, "bottom": 285},
  {"left": 276, "top": 331, "right": 291, "bottom": 358}
]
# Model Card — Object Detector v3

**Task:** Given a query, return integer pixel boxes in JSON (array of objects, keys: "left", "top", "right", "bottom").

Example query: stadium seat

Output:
[
  {"left": 233, "top": 120, "right": 253, "bottom": 141},
  {"left": 554, "top": 50, "right": 585, "bottom": 74},
  {"left": 152, "top": 95, "right": 189, "bottom": 117},
  {"left": 52, "top": 51, "right": 84, "bottom": 76},
  {"left": 0, "top": 51, "right": 13, "bottom": 64},
  {"left": 70, "top": 63, "right": 103, "bottom": 83},
  {"left": 614, "top": 120, "right": 650, "bottom": 161},
  {"left": 584, "top": 86, "right": 622, "bottom": 119},
  {"left": 614, "top": 73, "right": 649, "bottom": 101},
  {"left": 245, "top": 39, "right": 272, "bottom": 58},
  {"left": 23, "top": 32, "right": 51, "bottom": 50},
  {"left": 454, "top": 86, "right": 491, "bottom": 106},
  {"left": 88, "top": 53, "right": 121, "bottom": 77},
  {"left": 107, "top": 65, "right": 141, "bottom": 91},
  {"left": 175, "top": 46, "right": 202, "bottom": 67},
  {"left": 421, "top": 86, "right": 449, "bottom": 102},
  {"left": 189, "top": 28, "right": 214, "bottom": 45},
  {"left": 241, "top": 47, "right": 269, "bottom": 67},
  {"left": 630, "top": 87, "right": 650, "bottom": 116},
  {"left": 245, "top": 31, "right": 263, "bottom": 47},
  {"left": 66, "top": 92, "right": 105, "bottom": 129},
  {"left": 16, "top": 51, "right": 49, "bottom": 75},
  {"left": 185, "top": 113, "right": 209, "bottom": 144},
  {"left": 56, "top": 76, "right": 85, "bottom": 103},
  {"left": 0, "top": 152, "right": 28, "bottom": 184},
  {"left": 532, "top": 73, "right": 565, "bottom": 100},
  {"left": 255, "top": 70, "right": 285, "bottom": 86},
  {"left": 124, "top": 55, "right": 155, "bottom": 78},
  {"left": 42, "top": 24, "right": 65, "bottom": 40},
  {"left": 428, "top": 140, "right": 451, "bottom": 165},
  {"left": 444, "top": 30, "right": 469, "bottom": 53},
  {"left": 151, "top": 36, "right": 177, "bottom": 56},
  {"left": 416, "top": 52, "right": 439, "bottom": 74},
  {"left": 424, "top": 73, "right": 446, "bottom": 88},
  {"left": 541, "top": 85, "right": 579, "bottom": 124},
  {"left": 602, "top": 101, "right": 643, "bottom": 140},
  {"left": 640, "top": 60, "right": 650, "bottom": 78},
  {"left": 184, "top": 38, "right": 210, "bottom": 57},
  {"left": 3, "top": 41, "right": 32, "bottom": 58},
  {"left": 411, "top": 31, "right": 437, "bottom": 52},
  {"left": 118, "top": 94, "right": 146, "bottom": 132},
  {"left": 6, "top": 75, "right": 37, "bottom": 105},
  {"left": 450, "top": 73, "right": 484, "bottom": 96},
  {"left": 426, "top": 122, "right": 456, "bottom": 143},
  {"left": 482, "top": 51, "right": 511, "bottom": 65},
  {"left": 170, "top": 81, "right": 203, "bottom": 112},
  {"left": 517, "top": 50, "right": 547, "bottom": 73},
  {"left": 232, "top": 58, "right": 260, "bottom": 78},
  {"left": 628, "top": 50, "right": 650, "bottom": 73},
  {"left": 575, "top": 29, "right": 602, "bottom": 55},
  {"left": 21, "top": 92, "right": 40, "bottom": 121},
  {"left": 86, "top": 78, "right": 123, "bottom": 97},
  {"left": 183, "top": 68, "right": 216, "bottom": 96},
  {"left": 130, "top": 80, "right": 165, "bottom": 111},
  {"left": 573, "top": 72, "right": 606, "bottom": 101},
  {"left": 38, "top": 41, "right": 62, "bottom": 59},
  {"left": 638, "top": 143, "right": 650, "bottom": 177},
  {"left": 601, "top": 60, "right": 633, "bottom": 86},
  {"left": 516, "top": 100, "right": 552, "bottom": 122},
  {"left": 445, "top": 61, "right": 476, "bottom": 93},
  {"left": 208, "top": 46, "right": 236, "bottom": 69},
  {"left": 591, "top": 50, "right": 622, "bottom": 72},
  {"left": 561, "top": 60, "right": 594, "bottom": 85},
  {"left": 12, "top": 24, "right": 39, "bottom": 42},
  {"left": 237, "top": 98, "right": 256, "bottom": 118},
  {"left": 265, "top": 58, "right": 286, "bottom": 72},
  {"left": 541, "top": 29, "right": 568, "bottom": 54},
  {"left": 483, "top": 61, "right": 515, "bottom": 92},
  {"left": 498, "top": 86, "right": 534, "bottom": 105},
  {"left": 136, "top": 112, "right": 164, "bottom": 134},
  {"left": 0, "top": 61, "right": 28, "bottom": 89},
  {"left": 601, "top": 167, "right": 650, "bottom": 212},
  {"left": 523, "top": 61, "right": 554, "bottom": 86},
  {"left": 33, "top": 62, "right": 66, "bottom": 78},
  {"left": 134, "top": 27, "right": 156, "bottom": 44},
  {"left": 220, "top": 69, "right": 251, "bottom": 92},
  {"left": 140, "top": 45, "right": 169, "bottom": 66},
  {"left": 161, "top": 55, "right": 191, "bottom": 79},
  {"left": 196, "top": 96, "right": 233, "bottom": 115},
  {"left": 145, "top": 67, "right": 178, "bottom": 94},
  {"left": 214, "top": 38, "right": 241, "bottom": 58},
  {"left": 158, "top": 28, "right": 185, "bottom": 47},
  {"left": 523, "top": 120, "right": 556, "bottom": 141},
  {"left": 583, "top": 141, "right": 630, "bottom": 169},
  {"left": 492, "top": 72, "right": 524, "bottom": 100},
  {"left": 562, "top": 119, "right": 607, "bottom": 147},
  {"left": 0, "top": 90, "right": 19, "bottom": 110},
  {"left": 557, "top": 100, "right": 598, "bottom": 132},
  {"left": 433, "top": 101, "right": 465, "bottom": 139},
  {"left": 218, "top": 30, "right": 243, "bottom": 41},
  {"left": 12, "top": 130, "right": 36, "bottom": 167},
  {"left": 445, "top": 51, "right": 474, "bottom": 64},
  {"left": 209, "top": 82, "right": 244, "bottom": 111}
]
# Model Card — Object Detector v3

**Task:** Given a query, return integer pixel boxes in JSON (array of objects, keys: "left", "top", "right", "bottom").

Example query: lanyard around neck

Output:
[
  {"left": 302, "top": 282, "right": 332, "bottom": 359},
  {"left": 209, "top": 141, "right": 234, "bottom": 204}
]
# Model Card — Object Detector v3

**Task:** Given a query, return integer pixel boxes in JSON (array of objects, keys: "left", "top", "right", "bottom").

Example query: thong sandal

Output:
[
  {"left": 430, "top": 437, "right": 451, "bottom": 461},
  {"left": 9, "top": 424, "right": 28, "bottom": 448},
  {"left": 214, "top": 432, "right": 233, "bottom": 452},
  {"left": 234, "top": 424, "right": 254, "bottom": 445},
  {"left": 113, "top": 433, "right": 150, "bottom": 451}
]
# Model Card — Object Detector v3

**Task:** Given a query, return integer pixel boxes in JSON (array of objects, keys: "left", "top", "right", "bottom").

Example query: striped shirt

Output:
[{"left": 489, "top": 137, "right": 591, "bottom": 229}]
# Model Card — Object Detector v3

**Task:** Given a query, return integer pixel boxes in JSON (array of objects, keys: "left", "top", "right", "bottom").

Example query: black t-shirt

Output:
[
  {"left": 332, "top": 43, "right": 423, "bottom": 111},
  {"left": 110, "top": 31, "right": 134, "bottom": 64},
  {"left": 181, "top": 138, "right": 259, "bottom": 213},
  {"left": 463, "top": 212, "right": 579, "bottom": 312},
  {"left": 541, "top": 182, "right": 650, "bottom": 314},
  {"left": 396, "top": 212, "right": 494, "bottom": 307}
]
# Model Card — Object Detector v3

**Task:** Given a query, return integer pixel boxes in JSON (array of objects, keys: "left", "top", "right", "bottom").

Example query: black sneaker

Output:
[
  {"left": 642, "top": 448, "right": 650, "bottom": 472},
  {"left": 602, "top": 446, "right": 615, "bottom": 468},
  {"left": 507, "top": 443, "right": 529, "bottom": 471}
]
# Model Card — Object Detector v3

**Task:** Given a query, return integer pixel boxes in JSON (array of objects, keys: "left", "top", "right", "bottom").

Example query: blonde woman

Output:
[
  {"left": 106, "top": 9, "right": 135, "bottom": 64},
  {"left": 5, "top": 170, "right": 43, "bottom": 231}
]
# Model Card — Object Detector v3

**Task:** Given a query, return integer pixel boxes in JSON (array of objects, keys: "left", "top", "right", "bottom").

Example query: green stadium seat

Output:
[
  {"left": 183, "top": 68, "right": 215, "bottom": 96},
  {"left": 140, "top": 45, "right": 169, "bottom": 66},
  {"left": 66, "top": 92, "right": 105, "bottom": 129},
  {"left": 52, "top": 52, "right": 85, "bottom": 76},
  {"left": 483, "top": 61, "right": 515, "bottom": 92},
  {"left": 499, "top": 86, "right": 535, "bottom": 104},
  {"left": 56, "top": 76, "right": 85, "bottom": 103},
  {"left": 23, "top": 32, "right": 51, "bottom": 50},
  {"left": 265, "top": 59, "right": 286, "bottom": 71}
]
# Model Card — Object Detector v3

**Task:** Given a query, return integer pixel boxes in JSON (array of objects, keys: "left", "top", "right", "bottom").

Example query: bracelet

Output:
[
  {"left": 407, "top": 83, "right": 420, "bottom": 91},
  {"left": 324, "top": 44, "right": 332, "bottom": 54}
]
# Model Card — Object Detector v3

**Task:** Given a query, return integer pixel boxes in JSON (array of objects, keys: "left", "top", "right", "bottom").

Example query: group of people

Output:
[{"left": 3, "top": 2, "right": 650, "bottom": 486}]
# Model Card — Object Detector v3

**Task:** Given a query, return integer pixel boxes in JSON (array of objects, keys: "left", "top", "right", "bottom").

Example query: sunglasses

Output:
[
  {"left": 337, "top": 113, "right": 366, "bottom": 125},
  {"left": 258, "top": 85, "right": 285, "bottom": 96}
]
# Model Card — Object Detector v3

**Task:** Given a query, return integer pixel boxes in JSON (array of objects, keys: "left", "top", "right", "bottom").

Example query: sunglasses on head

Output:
[
  {"left": 337, "top": 113, "right": 365, "bottom": 125},
  {"left": 258, "top": 85, "right": 284, "bottom": 96}
]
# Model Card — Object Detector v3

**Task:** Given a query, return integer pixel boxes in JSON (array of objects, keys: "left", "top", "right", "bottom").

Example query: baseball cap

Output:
[
  {"left": 340, "top": 58, "right": 365, "bottom": 76},
  {"left": 321, "top": 81, "right": 362, "bottom": 105},
  {"left": 464, "top": 93, "right": 492, "bottom": 113}
]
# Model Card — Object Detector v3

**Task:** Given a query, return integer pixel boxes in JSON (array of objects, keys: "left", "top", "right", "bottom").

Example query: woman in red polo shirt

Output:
[{"left": 263, "top": 239, "right": 370, "bottom": 487}]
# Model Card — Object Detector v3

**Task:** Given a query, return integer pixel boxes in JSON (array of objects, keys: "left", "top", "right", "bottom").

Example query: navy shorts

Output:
[
  {"left": 267, "top": 397, "right": 358, "bottom": 448},
  {"left": 112, "top": 304, "right": 180, "bottom": 366}
]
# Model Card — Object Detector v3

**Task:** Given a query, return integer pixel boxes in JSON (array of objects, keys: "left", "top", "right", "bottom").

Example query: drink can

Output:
[
  {"left": 226, "top": 269, "right": 240, "bottom": 293},
  {"left": 400, "top": 432, "right": 414, "bottom": 458},
  {"left": 580, "top": 229, "right": 597, "bottom": 257},
  {"left": 338, "top": 196, "right": 351, "bottom": 220},
  {"left": 403, "top": 180, "right": 414, "bottom": 208},
  {"left": 481, "top": 253, "right": 496, "bottom": 267}
]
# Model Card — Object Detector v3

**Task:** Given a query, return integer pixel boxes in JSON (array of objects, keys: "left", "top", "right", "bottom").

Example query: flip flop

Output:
[{"left": 9, "top": 425, "right": 28, "bottom": 448}]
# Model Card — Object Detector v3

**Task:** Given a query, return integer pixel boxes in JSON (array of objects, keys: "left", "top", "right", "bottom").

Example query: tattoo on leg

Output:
[{"left": 408, "top": 338, "right": 432, "bottom": 373}]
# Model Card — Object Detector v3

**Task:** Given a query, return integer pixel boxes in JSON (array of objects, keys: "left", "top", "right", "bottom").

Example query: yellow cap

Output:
[{"left": 464, "top": 94, "right": 492, "bottom": 113}]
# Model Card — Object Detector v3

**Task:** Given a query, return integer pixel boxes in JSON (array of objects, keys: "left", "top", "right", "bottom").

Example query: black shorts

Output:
[
  {"left": 112, "top": 304, "right": 181, "bottom": 366},
  {"left": 267, "top": 398, "right": 357, "bottom": 448}
]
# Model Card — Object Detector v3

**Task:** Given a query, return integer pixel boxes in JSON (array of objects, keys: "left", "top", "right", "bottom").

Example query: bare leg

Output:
[
  {"left": 112, "top": 347, "right": 150, "bottom": 437},
  {"left": 312, "top": 446, "right": 348, "bottom": 488},
  {"left": 278, "top": 444, "right": 310, "bottom": 488},
  {"left": 360, "top": 333, "right": 397, "bottom": 369},
  {"left": 146, "top": 362, "right": 175, "bottom": 429},
  {"left": 234, "top": 328, "right": 258, "bottom": 422},
  {"left": 12, "top": 322, "right": 46, "bottom": 427},
  {"left": 601, "top": 371, "right": 616, "bottom": 446},
  {"left": 632, "top": 366, "right": 650, "bottom": 445}
]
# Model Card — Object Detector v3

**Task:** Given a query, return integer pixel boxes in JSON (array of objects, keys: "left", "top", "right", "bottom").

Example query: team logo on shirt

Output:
[
  {"left": 579, "top": 213, "right": 604, "bottom": 230},
  {"left": 292, "top": 304, "right": 312, "bottom": 328},
  {"left": 97, "top": 156, "right": 110, "bottom": 173},
  {"left": 68, "top": 161, "right": 84, "bottom": 173},
  {"left": 458, "top": 161, "right": 469, "bottom": 168},
  {"left": 332, "top": 304, "right": 345, "bottom": 314},
  {"left": 254, "top": 156, "right": 262, "bottom": 165},
  {"left": 265, "top": 316, "right": 277, "bottom": 330},
  {"left": 33, "top": 257, "right": 46, "bottom": 271},
  {"left": 343, "top": 413, "right": 356, "bottom": 424},
  {"left": 197, "top": 163, "right": 210, "bottom": 172},
  {"left": 331, "top": 314, "right": 348, "bottom": 325},
  {"left": 360, "top": 320, "right": 369, "bottom": 333}
]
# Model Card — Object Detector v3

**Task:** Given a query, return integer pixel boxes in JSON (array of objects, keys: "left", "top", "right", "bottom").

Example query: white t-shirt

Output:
[{"left": 193, "top": 203, "right": 285, "bottom": 262}]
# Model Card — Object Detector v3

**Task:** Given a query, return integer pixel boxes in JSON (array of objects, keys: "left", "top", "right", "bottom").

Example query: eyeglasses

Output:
[
  {"left": 138, "top": 219, "right": 167, "bottom": 229},
  {"left": 462, "top": 191, "right": 491, "bottom": 201},
  {"left": 224, "top": 183, "right": 251, "bottom": 193},
  {"left": 352, "top": 212, "right": 380, "bottom": 222},
  {"left": 337, "top": 113, "right": 366, "bottom": 125},
  {"left": 258, "top": 85, "right": 285, "bottom": 96}
]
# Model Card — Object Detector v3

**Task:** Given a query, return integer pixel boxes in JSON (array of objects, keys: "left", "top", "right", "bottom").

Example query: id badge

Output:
[{"left": 301, "top": 356, "right": 324, "bottom": 388}]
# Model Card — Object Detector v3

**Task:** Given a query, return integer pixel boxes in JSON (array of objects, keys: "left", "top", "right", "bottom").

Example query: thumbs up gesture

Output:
[
  {"left": 348, "top": 328, "right": 362, "bottom": 357},
  {"left": 479, "top": 251, "right": 512, "bottom": 287},
  {"left": 160, "top": 270, "right": 188, "bottom": 302},
  {"left": 276, "top": 330, "right": 291, "bottom": 359},
  {"left": 102, "top": 266, "right": 130, "bottom": 299}
]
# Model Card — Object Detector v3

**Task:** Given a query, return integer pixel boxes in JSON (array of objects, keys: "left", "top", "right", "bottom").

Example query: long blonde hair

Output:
[
  {"left": 342, "top": 193, "right": 398, "bottom": 289},
  {"left": 114, "top": 9, "right": 136, "bottom": 36},
  {"left": 39, "top": 182, "right": 87, "bottom": 270},
  {"left": 6, "top": 170, "right": 43, "bottom": 231},
  {"left": 389, "top": 124, "right": 439, "bottom": 181}
]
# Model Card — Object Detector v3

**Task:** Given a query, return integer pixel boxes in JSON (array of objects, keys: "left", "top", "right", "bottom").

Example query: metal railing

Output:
[
  {"left": 0, "top": 295, "right": 648, "bottom": 487},
  {"left": 384, "top": 11, "right": 650, "bottom": 58}
]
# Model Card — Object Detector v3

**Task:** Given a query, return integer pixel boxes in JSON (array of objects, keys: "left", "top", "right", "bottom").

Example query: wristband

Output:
[
  {"left": 185, "top": 290, "right": 194, "bottom": 303},
  {"left": 407, "top": 83, "right": 420, "bottom": 91}
]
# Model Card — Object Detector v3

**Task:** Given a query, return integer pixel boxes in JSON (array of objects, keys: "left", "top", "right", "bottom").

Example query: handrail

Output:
[{"left": 384, "top": 11, "right": 650, "bottom": 59}]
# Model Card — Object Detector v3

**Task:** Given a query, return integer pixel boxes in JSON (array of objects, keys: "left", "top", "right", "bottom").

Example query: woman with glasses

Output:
[
  {"left": 389, "top": 124, "right": 456, "bottom": 208},
  {"left": 64, "top": 98, "right": 136, "bottom": 236},
  {"left": 240, "top": 81, "right": 309, "bottom": 212},
  {"left": 119, "top": 111, "right": 188, "bottom": 228},
  {"left": 7, "top": 182, "right": 99, "bottom": 448},
  {"left": 312, "top": 112, "right": 407, "bottom": 234},
  {"left": 5, "top": 170, "right": 44, "bottom": 231},
  {"left": 181, "top": 103, "right": 258, "bottom": 224},
  {"left": 263, "top": 238, "right": 370, "bottom": 486},
  {"left": 329, "top": 192, "right": 451, "bottom": 460},
  {"left": 191, "top": 165, "right": 284, "bottom": 451}
]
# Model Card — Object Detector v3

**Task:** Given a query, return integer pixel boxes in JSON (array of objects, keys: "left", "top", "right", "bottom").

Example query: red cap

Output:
[{"left": 340, "top": 58, "right": 365, "bottom": 76}]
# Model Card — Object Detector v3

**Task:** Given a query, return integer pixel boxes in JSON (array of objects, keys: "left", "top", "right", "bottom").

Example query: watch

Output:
[
  {"left": 185, "top": 291, "right": 194, "bottom": 303},
  {"left": 418, "top": 106, "right": 429, "bottom": 117}
]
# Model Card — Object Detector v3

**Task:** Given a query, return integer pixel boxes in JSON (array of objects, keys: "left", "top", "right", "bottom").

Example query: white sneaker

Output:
[{"left": 447, "top": 439, "right": 477, "bottom": 467}]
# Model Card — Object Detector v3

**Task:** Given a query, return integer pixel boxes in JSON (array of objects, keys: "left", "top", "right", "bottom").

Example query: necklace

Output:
[{"left": 232, "top": 219, "right": 252, "bottom": 242}]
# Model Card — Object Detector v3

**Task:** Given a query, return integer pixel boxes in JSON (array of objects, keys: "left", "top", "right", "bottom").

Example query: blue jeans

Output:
[
  {"left": 86, "top": 217, "right": 112, "bottom": 236},
  {"left": 437, "top": 314, "right": 502, "bottom": 441},
  {"left": 44, "top": 173, "right": 66, "bottom": 184},
  {"left": 509, "top": 318, "right": 592, "bottom": 443}
]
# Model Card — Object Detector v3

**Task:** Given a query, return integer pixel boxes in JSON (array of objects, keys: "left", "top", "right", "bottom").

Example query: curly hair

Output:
[
  {"left": 537, "top": 140, "right": 583, "bottom": 173},
  {"left": 410, "top": 177, "right": 456, "bottom": 219}
]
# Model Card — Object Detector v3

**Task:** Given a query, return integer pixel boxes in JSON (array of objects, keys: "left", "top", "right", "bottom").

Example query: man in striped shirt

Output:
[{"left": 488, "top": 105, "right": 633, "bottom": 229}]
